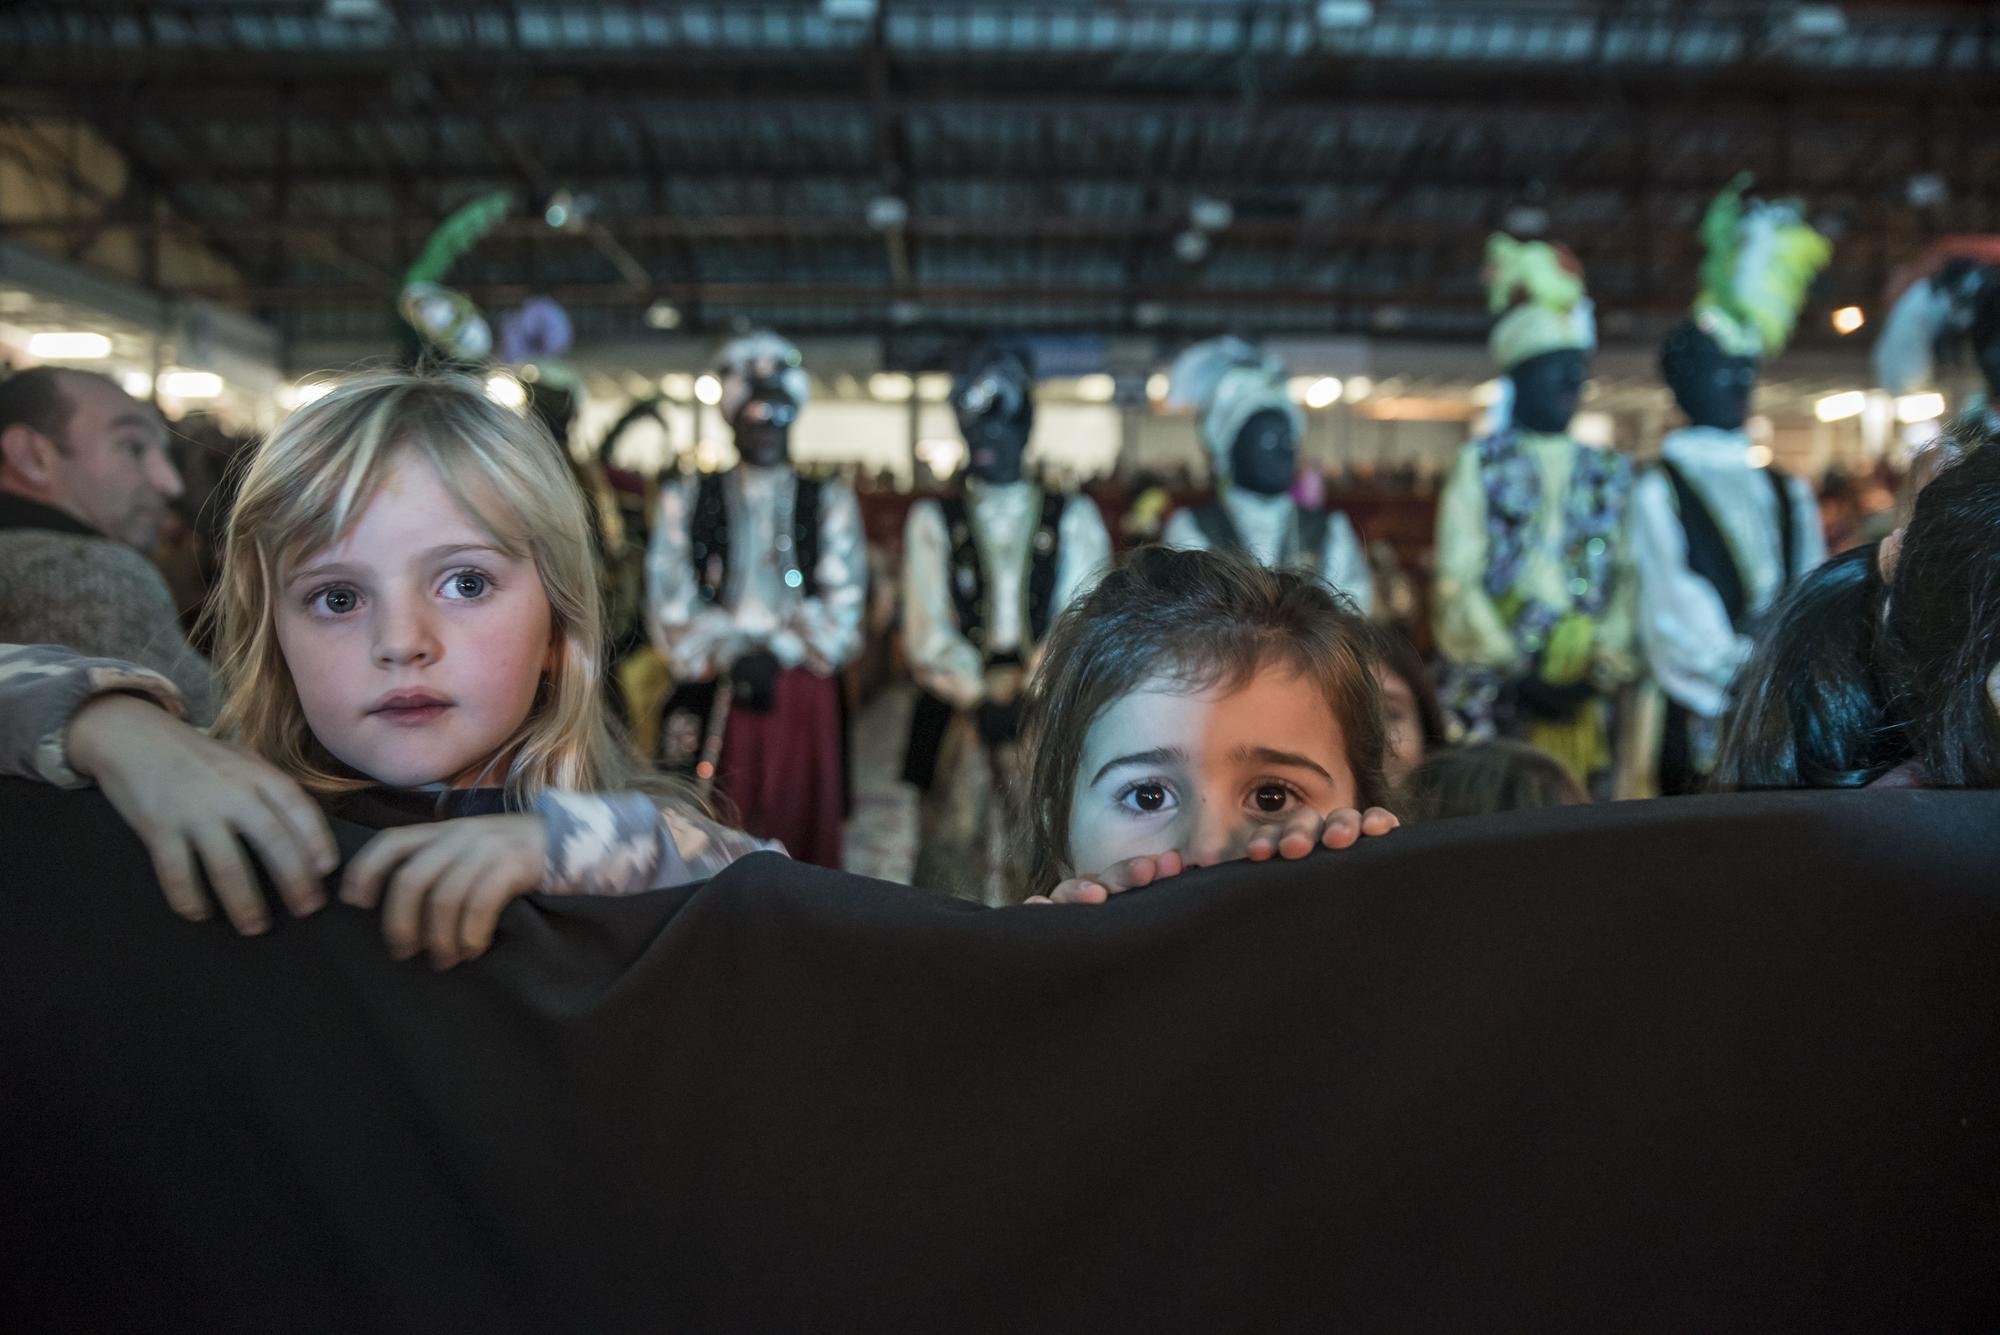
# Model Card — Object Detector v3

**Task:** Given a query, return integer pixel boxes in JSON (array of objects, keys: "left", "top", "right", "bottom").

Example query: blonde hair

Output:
[{"left": 201, "top": 368, "right": 664, "bottom": 803}]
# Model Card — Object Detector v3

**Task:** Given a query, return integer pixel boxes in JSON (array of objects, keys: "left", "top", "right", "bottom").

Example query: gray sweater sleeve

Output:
[
  {"left": 0, "top": 532, "right": 219, "bottom": 726},
  {"left": 0, "top": 643, "right": 189, "bottom": 788}
]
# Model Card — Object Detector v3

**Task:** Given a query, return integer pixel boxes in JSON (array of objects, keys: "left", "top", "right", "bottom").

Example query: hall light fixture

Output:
[
  {"left": 645, "top": 301, "right": 682, "bottom": 330},
  {"left": 119, "top": 371, "right": 153, "bottom": 399},
  {"left": 483, "top": 374, "right": 526, "bottom": 410},
  {"left": 1305, "top": 377, "right": 1344, "bottom": 409},
  {"left": 159, "top": 370, "right": 222, "bottom": 399},
  {"left": 869, "top": 372, "right": 915, "bottom": 401},
  {"left": 1145, "top": 372, "right": 1171, "bottom": 403},
  {"left": 1745, "top": 443, "right": 1776, "bottom": 468},
  {"left": 28, "top": 331, "right": 111, "bottom": 360},
  {"left": 660, "top": 373, "right": 695, "bottom": 399},
  {"left": 1188, "top": 196, "right": 1234, "bottom": 233},
  {"left": 916, "top": 373, "right": 952, "bottom": 402},
  {"left": 1895, "top": 391, "right": 1947, "bottom": 423},
  {"left": 1831, "top": 306, "right": 1865, "bottom": 335},
  {"left": 694, "top": 374, "right": 723, "bottom": 406},
  {"left": 1315, "top": 0, "right": 1374, "bottom": 27},
  {"left": 1813, "top": 390, "right": 1866, "bottom": 422},
  {"left": 1074, "top": 374, "right": 1116, "bottom": 403}
]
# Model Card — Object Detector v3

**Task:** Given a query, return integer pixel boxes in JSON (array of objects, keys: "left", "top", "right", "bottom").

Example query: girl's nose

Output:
[
  {"left": 372, "top": 599, "right": 440, "bottom": 668},
  {"left": 1183, "top": 804, "right": 1249, "bottom": 868}
]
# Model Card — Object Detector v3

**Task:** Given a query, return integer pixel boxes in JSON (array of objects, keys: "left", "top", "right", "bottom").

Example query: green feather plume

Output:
[{"left": 403, "top": 191, "right": 514, "bottom": 288}]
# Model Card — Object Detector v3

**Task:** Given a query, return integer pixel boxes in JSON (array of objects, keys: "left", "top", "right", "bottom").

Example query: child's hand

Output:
[
  {"left": 339, "top": 814, "right": 548, "bottom": 970},
  {"left": 1242, "top": 805, "right": 1400, "bottom": 862},
  {"left": 1024, "top": 806, "right": 1400, "bottom": 906},
  {"left": 66, "top": 693, "right": 339, "bottom": 935},
  {"left": 1026, "top": 850, "right": 1189, "bottom": 905}
]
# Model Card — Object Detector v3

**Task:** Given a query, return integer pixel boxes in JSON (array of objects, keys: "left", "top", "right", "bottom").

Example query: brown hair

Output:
[
  {"left": 1016, "top": 544, "right": 1387, "bottom": 895},
  {"left": 1404, "top": 739, "right": 1586, "bottom": 823}
]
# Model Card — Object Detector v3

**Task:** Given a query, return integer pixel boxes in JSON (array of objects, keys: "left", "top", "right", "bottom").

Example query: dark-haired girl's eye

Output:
[
  {"left": 1116, "top": 780, "right": 1177, "bottom": 816},
  {"left": 1252, "top": 783, "right": 1291, "bottom": 813}
]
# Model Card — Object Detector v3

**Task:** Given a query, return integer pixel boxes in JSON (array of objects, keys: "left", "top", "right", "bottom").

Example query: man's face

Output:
[{"left": 45, "top": 375, "right": 180, "bottom": 548}]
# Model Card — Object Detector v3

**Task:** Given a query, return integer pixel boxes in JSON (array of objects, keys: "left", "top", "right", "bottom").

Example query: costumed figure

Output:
[
  {"left": 645, "top": 332, "right": 865, "bottom": 868},
  {"left": 1432, "top": 235, "right": 1636, "bottom": 791},
  {"left": 1874, "top": 239, "right": 2000, "bottom": 440},
  {"left": 1160, "top": 337, "right": 1373, "bottom": 614},
  {"left": 1628, "top": 175, "right": 1832, "bottom": 797},
  {"left": 900, "top": 343, "right": 1110, "bottom": 903}
]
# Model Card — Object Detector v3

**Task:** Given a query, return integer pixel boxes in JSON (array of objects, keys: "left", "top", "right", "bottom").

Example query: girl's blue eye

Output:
[
  {"left": 444, "top": 571, "right": 489, "bottom": 599},
  {"left": 316, "top": 587, "right": 358, "bottom": 615}
]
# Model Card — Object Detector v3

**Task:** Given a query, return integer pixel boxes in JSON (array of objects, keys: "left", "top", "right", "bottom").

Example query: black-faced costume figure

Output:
[
  {"left": 1628, "top": 177, "right": 1832, "bottom": 796},
  {"left": 899, "top": 343, "right": 1109, "bottom": 903},
  {"left": 1875, "top": 244, "right": 2000, "bottom": 439},
  {"left": 1159, "top": 337, "right": 1372, "bottom": 614},
  {"left": 645, "top": 332, "right": 865, "bottom": 867},
  {"left": 1432, "top": 236, "right": 1636, "bottom": 792}
]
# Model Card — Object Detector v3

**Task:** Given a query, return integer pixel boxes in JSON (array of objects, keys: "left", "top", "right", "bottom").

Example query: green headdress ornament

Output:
[{"left": 1693, "top": 174, "right": 1833, "bottom": 359}]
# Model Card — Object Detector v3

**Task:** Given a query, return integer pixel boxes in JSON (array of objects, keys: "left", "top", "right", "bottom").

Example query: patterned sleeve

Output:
[
  {"left": 535, "top": 788, "right": 782, "bottom": 896},
  {"left": 0, "top": 642, "right": 189, "bottom": 788}
]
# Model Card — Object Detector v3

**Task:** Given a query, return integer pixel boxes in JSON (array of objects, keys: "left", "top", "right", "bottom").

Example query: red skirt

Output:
[{"left": 717, "top": 667, "right": 845, "bottom": 869}]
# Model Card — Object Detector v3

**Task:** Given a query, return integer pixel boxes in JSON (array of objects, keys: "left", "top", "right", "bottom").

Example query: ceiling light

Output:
[
  {"left": 1315, "top": 0, "right": 1374, "bottom": 27},
  {"left": 1188, "top": 196, "right": 1234, "bottom": 232},
  {"left": 1814, "top": 390, "right": 1866, "bottom": 422},
  {"left": 1305, "top": 377, "right": 1344, "bottom": 409},
  {"left": 694, "top": 374, "right": 722, "bottom": 406},
  {"left": 645, "top": 301, "right": 682, "bottom": 331},
  {"left": 484, "top": 374, "right": 526, "bottom": 410},
  {"left": 159, "top": 370, "right": 222, "bottom": 399},
  {"left": 1074, "top": 374, "right": 1116, "bottom": 403},
  {"left": 119, "top": 371, "right": 153, "bottom": 399},
  {"left": 1789, "top": 5, "right": 1847, "bottom": 39},
  {"left": 916, "top": 373, "right": 952, "bottom": 402},
  {"left": 1831, "top": 306, "right": 1865, "bottom": 335},
  {"left": 1895, "top": 391, "right": 1946, "bottom": 423},
  {"left": 661, "top": 373, "right": 695, "bottom": 399},
  {"left": 1745, "top": 443, "right": 1776, "bottom": 468},
  {"left": 866, "top": 196, "right": 909, "bottom": 231},
  {"left": 869, "top": 372, "right": 914, "bottom": 401},
  {"left": 29, "top": 331, "right": 111, "bottom": 360},
  {"left": 1145, "top": 372, "right": 1170, "bottom": 403}
]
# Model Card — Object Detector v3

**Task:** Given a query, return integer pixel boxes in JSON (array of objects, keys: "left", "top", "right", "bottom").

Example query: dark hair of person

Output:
[
  {"left": 0, "top": 365, "right": 100, "bottom": 451},
  {"left": 1404, "top": 739, "right": 1586, "bottom": 823},
  {"left": 1881, "top": 437, "right": 2000, "bottom": 787},
  {"left": 1710, "top": 544, "right": 1903, "bottom": 791},
  {"left": 1016, "top": 545, "right": 1388, "bottom": 896},
  {"left": 1372, "top": 626, "right": 1448, "bottom": 753}
]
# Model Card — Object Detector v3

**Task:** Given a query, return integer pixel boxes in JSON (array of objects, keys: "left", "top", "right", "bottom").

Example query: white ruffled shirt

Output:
[
  {"left": 1161, "top": 488, "right": 1374, "bottom": 617},
  {"left": 645, "top": 464, "right": 866, "bottom": 682},
  {"left": 1630, "top": 428, "right": 1827, "bottom": 718},
  {"left": 901, "top": 481, "right": 1110, "bottom": 710}
]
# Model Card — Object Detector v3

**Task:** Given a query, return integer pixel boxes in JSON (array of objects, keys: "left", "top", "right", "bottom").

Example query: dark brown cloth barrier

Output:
[{"left": 3, "top": 779, "right": 1997, "bottom": 1332}]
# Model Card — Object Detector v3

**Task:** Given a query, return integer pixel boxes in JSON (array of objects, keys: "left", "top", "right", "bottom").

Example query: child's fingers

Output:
[
  {"left": 1319, "top": 808, "right": 1364, "bottom": 850},
  {"left": 259, "top": 773, "right": 340, "bottom": 878},
  {"left": 379, "top": 839, "right": 461, "bottom": 962},
  {"left": 1359, "top": 807, "right": 1401, "bottom": 837},
  {"left": 340, "top": 825, "right": 427, "bottom": 909},
  {"left": 234, "top": 796, "right": 324, "bottom": 920},
  {"left": 189, "top": 825, "right": 269, "bottom": 936},
  {"left": 1048, "top": 878, "right": 1109, "bottom": 904},
  {"left": 146, "top": 834, "right": 211, "bottom": 922},
  {"left": 422, "top": 862, "right": 487, "bottom": 970},
  {"left": 1275, "top": 810, "right": 1324, "bottom": 860},
  {"left": 455, "top": 878, "right": 518, "bottom": 964}
]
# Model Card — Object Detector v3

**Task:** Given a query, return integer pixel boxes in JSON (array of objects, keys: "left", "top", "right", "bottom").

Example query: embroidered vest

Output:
[
  {"left": 1189, "top": 498, "right": 1330, "bottom": 574},
  {"left": 937, "top": 489, "right": 1067, "bottom": 660},
  {"left": 687, "top": 471, "right": 823, "bottom": 604}
]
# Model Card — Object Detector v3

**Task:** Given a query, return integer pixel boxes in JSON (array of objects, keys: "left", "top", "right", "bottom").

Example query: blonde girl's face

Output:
[
  {"left": 274, "top": 452, "right": 555, "bottom": 789},
  {"left": 1065, "top": 667, "right": 1358, "bottom": 876}
]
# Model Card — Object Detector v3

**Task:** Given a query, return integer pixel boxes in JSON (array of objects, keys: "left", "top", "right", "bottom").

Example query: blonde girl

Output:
[{"left": 0, "top": 370, "right": 769, "bottom": 968}]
